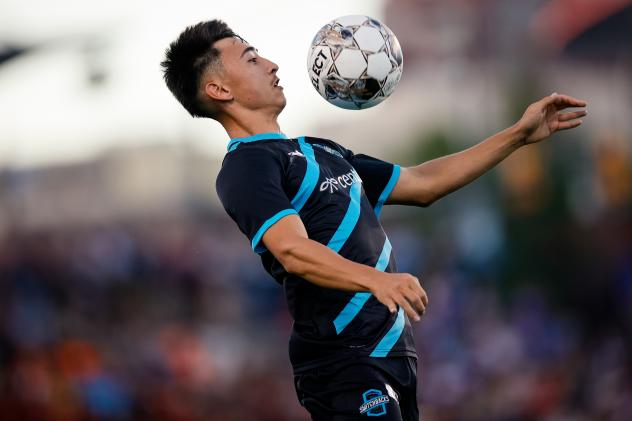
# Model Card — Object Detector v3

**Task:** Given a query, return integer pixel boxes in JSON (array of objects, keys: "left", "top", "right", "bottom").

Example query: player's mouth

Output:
[{"left": 273, "top": 77, "right": 282, "bottom": 89}]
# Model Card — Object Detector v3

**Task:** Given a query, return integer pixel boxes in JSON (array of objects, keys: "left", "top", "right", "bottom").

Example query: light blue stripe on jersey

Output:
[
  {"left": 333, "top": 237, "right": 392, "bottom": 334},
  {"left": 291, "top": 137, "right": 320, "bottom": 212},
  {"left": 370, "top": 307, "right": 406, "bottom": 357},
  {"left": 227, "top": 132, "right": 289, "bottom": 152},
  {"left": 374, "top": 164, "right": 401, "bottom": 217},
  {"left": 326, "top": 180, "right": 362, "bottom": 253},
  {"left": 251, "top": 208, "right": 298, "bottom": 253},
  {"left": 374, "top": 238, "right": 393, "bottom": 272}
]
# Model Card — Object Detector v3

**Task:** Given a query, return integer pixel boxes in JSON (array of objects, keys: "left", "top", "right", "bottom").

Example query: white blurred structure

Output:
[{"left": 0, "top": 0, "right": 381, "bottom": 168}]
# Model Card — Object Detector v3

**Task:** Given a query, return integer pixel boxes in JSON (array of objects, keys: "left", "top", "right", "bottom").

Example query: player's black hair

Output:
[{"left": 161, "top": 20, "right": 237, "bottom": 119}]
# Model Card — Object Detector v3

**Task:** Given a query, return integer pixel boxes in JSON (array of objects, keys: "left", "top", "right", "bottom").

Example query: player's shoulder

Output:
[
  {"left": 220, "top": 140, "right": 291, "bottom": 168},
  {"left": 216, "top": 142, "right": 286, "bottom": 190}
]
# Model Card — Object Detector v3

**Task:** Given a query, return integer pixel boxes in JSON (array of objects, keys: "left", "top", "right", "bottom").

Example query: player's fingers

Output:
[
  {"left": 407, "top": 276, "right": 427, "bottom": 303},
  {"left": 408, "top": 280, "right": 429, "bottom": 307},
  {"left": 557, "top": 119, "right": 583, "bottom": 131},
  {"left": 545, "top": 93, "right": 587, "bottom": 109},
  {"left": 410, "top": 285, "right": 428, "bottom": 308},
  {"left": 558, "top": 110, "right": 587, "bottom": 122},
  {"left": 395, "top": 296, "right": 420, "bottom": 321},
  {"left": 381, "top": 297, "right": 397, "bottom": 314},
  {"left": 408, "top": 294, "right": 426, "bottom": 315},
  {"left": 419, "top": 288, "right": 428, "bottom": 307}
]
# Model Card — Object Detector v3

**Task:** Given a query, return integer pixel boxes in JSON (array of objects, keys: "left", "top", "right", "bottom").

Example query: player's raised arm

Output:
[
  {"left": 261, "top": 214, "right": 428, "bottom": 321},
  {"left": 388, "top": 93, "right": 588, "bottom": 207}
]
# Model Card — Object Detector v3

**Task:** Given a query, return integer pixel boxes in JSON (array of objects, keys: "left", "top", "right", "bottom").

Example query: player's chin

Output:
[{"left": 275, "top": 93, "right": 287, "bottom": 112}]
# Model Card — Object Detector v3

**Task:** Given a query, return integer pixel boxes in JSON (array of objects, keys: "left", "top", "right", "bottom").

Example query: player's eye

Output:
[{"left": 248, "top": 57, "right": 258, "bottom": 63}]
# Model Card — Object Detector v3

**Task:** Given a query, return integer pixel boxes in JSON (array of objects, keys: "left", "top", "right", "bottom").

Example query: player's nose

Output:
[{"left": 266, "top": 58, "right": 279, "bottom": 74}]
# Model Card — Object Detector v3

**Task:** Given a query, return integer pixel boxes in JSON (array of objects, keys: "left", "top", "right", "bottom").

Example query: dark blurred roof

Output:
[
  {"left": 531, "top": 0, "right": 632, "bottom": 60},
  {"left": 0, "top": 45, "right": 31, "bottom": 66},
  {"left": 564, "top": 5, "right": 632, "bottom": 60}
]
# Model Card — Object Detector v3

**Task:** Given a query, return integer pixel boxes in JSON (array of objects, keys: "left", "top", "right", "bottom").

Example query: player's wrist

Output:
[
  {"left": 354, "top": 265, "right": 381, "bottom": 293},
  {"left": 508, "top": 122, "right": 529, "bottom": 148}
]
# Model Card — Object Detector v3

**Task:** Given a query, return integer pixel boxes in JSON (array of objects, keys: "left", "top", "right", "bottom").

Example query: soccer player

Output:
[{"left": 161, "top": 20, "right": 587, "bottom": 421}]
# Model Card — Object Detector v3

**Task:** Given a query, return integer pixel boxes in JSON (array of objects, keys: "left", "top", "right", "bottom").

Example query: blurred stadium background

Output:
[{"left": 1, "top": 0, "right": 631, "bottom": 419}]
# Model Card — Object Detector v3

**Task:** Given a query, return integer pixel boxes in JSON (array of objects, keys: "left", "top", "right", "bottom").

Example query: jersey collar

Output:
[{"left": 227, "top": 132, "right": 289, "bottom": 152}]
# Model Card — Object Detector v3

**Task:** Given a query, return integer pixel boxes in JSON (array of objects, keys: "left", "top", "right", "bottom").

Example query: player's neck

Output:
[{"left": 220, "top": 111, "right": 283, "bottom": 140}]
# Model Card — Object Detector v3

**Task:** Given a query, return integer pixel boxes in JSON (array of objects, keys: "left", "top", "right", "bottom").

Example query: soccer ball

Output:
[{"left": 307, "top": 15, "right": 403, "bottom": 110}]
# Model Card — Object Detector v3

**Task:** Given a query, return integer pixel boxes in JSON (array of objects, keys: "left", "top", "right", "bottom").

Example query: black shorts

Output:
[{"left": 293, "top": 357, "right": 419, "bottom": 420}]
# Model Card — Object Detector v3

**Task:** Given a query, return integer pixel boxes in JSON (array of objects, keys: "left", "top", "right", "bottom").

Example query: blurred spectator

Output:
[{"left": 1, "top": 1, "right": 631, "bottom": 420}]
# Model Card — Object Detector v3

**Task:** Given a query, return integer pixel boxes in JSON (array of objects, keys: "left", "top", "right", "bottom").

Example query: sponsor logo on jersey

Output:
[
  {"left": 320, "top": 170, "right": 361, "bottom": 193},
  {"left": 359, "top": 389, "right": 389, "bottom": 416},
  {"left": 313, "top": 143, "right": 344, "bottom": 159}
]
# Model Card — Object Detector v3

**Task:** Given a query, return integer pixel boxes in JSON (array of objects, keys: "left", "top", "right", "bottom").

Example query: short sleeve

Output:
[
  {"left": 346, "top": 152, "right": 400, "bottom": 217},
  {"left": 216, "top": 147, "right": 297, "bottom": 254}
]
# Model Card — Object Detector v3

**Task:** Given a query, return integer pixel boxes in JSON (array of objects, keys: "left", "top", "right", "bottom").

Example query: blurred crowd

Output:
[
  {"left": 0, "top": 218, "right": 305, "bottom": 420},
  {"left": 0, "top": 127, "right": 631, "bottom": 420},
  {"left": 1, "top": 0, "right": 631, "bottom": 419}
]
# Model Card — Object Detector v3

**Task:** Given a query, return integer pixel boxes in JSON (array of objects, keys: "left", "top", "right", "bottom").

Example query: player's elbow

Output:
[
  {"left": 275, "top": 242, "right": 309, "bottom": 276},
  {"left": 412, "top": 189, "right": 440, "bottom": 207},
  {"left": 400, "top": 171, "right": 441, "bottom": 207},
  {"left": 415, "top": 195, "right": 435, "bottom": 207},
  {"left": 393, "top": 194, "right": 436, "bottom": 208},
  {"left": 422, "top": 193, "right": 442, "bottom": 207}
]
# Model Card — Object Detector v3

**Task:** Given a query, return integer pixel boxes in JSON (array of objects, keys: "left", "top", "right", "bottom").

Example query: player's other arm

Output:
[
  {"left": 389, "top": 93, "right": 588, "bottom": 207},
  {"left": 262, "top": 214, "right": 428, "bottom": 320}
]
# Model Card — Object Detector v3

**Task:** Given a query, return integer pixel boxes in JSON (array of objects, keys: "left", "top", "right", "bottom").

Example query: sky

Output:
[{"left": 0, "top": 0, "right": 382, "bottom": 168}]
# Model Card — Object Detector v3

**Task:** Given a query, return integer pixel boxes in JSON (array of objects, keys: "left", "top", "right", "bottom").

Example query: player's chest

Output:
[{"left": 285, "top": 143, "right": 361, "bottom": 199}]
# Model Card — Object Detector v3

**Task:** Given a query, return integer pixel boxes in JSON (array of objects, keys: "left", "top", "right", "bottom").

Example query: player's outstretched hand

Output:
[
  {"left": 370, "top": 273, "right": 428, "bottom": 321},
  {"left": 516, "top": 93, "right": 588, "bottom": 145}
]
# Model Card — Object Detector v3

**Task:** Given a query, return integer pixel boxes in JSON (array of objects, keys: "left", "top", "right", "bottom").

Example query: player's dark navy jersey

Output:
[{"left": 216, "top": 132, "right": 416, "bottom": 372}]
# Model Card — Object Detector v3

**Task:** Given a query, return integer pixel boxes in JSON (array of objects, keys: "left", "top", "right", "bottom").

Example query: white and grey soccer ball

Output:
[{"left": 307, "top": 15, "right": 403, "bottom": 110}]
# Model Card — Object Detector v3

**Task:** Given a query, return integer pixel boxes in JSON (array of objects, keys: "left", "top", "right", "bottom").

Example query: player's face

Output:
[{"left": 214, "top": 36, "right": 286, "bottom": 114}]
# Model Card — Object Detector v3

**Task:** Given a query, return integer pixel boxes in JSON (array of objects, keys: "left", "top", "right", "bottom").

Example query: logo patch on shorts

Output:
[
  {"left": 359, "top": 389, "right": 389, "bottom": 416},
  {"left": 385, "top": 383, "right": 399, "bottom": 403}
]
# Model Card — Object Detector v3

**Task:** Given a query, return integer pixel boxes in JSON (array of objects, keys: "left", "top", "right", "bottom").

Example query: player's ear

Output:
[{"left": 204, "top": 80, "right": 233, "bottom": 102}]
